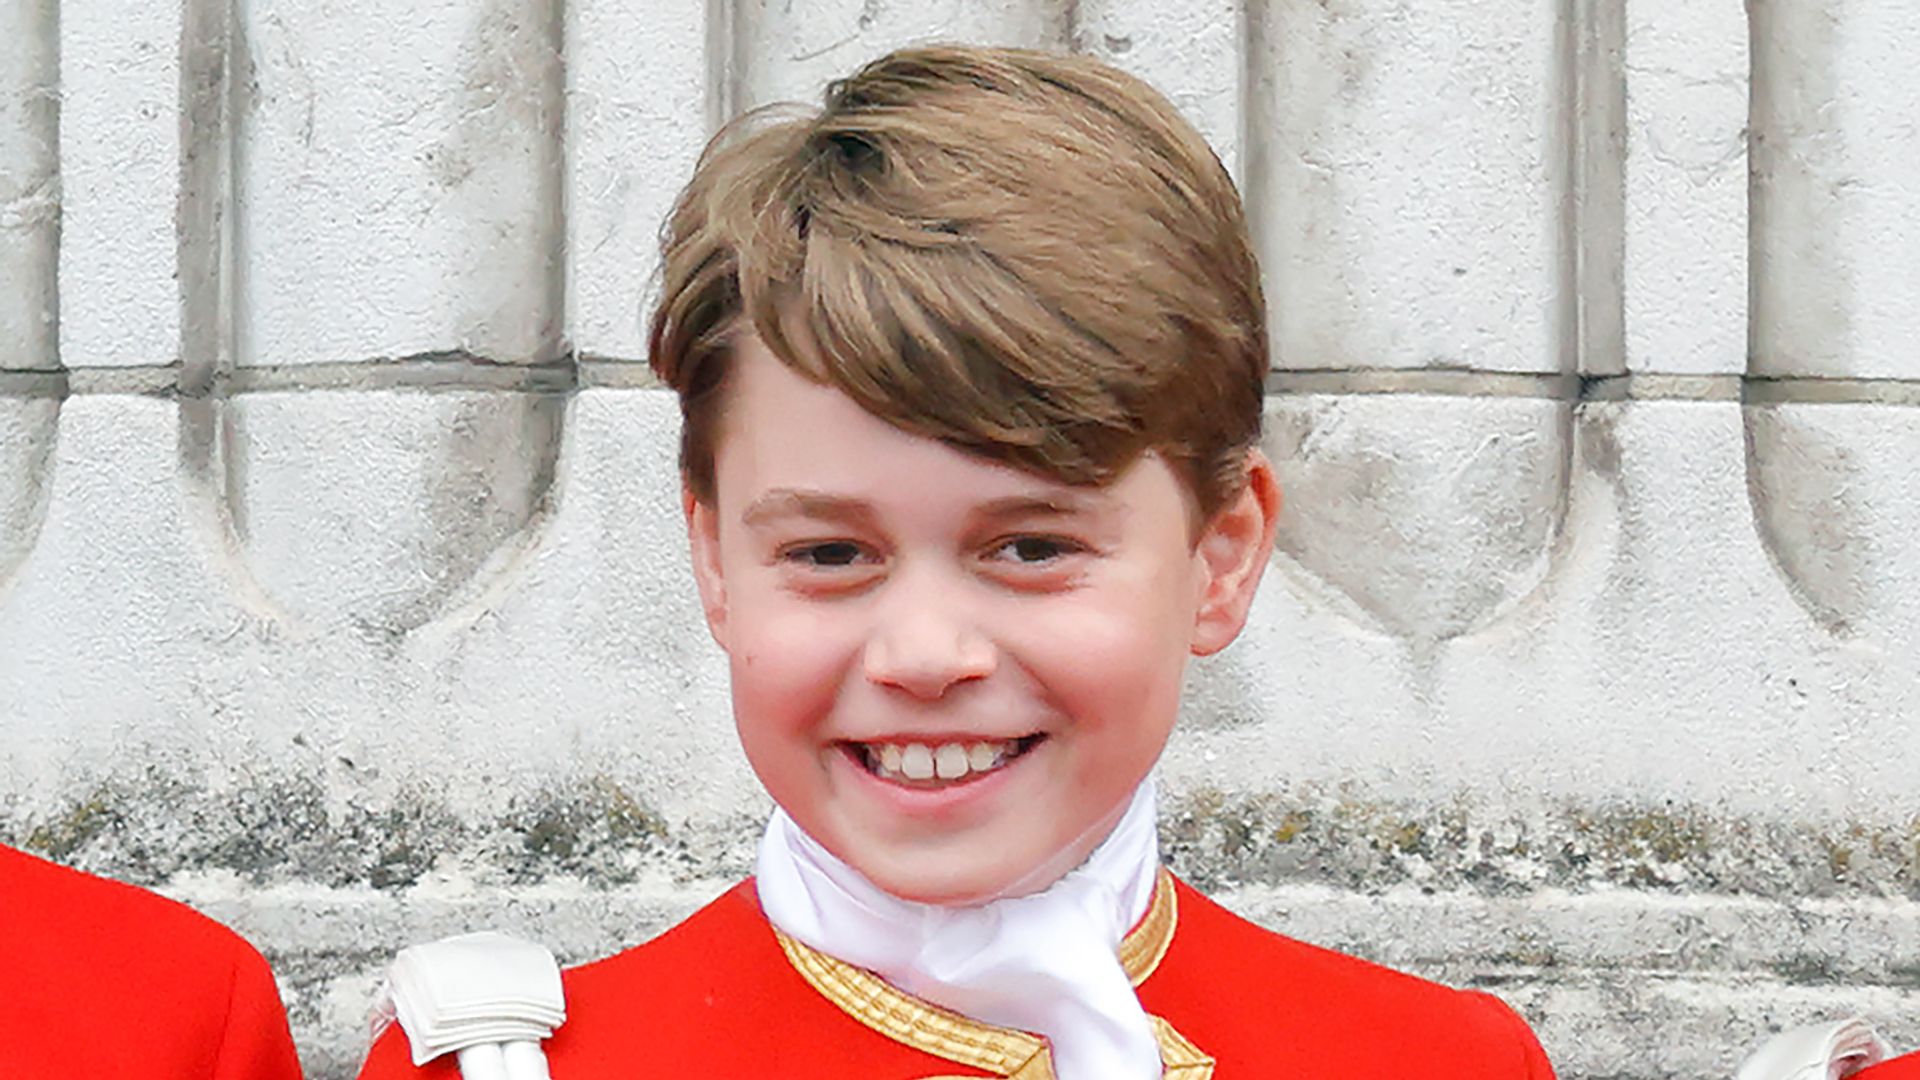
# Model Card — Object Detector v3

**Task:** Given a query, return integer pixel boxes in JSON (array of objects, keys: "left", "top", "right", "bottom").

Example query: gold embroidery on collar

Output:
[
  {"left": 1149, "top": 1015, "right": 1215, "bottom": 1079},
  {"left": 772, "top": 867, "right": 1213, "bottom": 1078},
  {"left": 1120, "top": 867, "right": 1178, "bottom": 985},
  {"left": 777, "top": 934, "right": 1048, "bottom": 1075}
]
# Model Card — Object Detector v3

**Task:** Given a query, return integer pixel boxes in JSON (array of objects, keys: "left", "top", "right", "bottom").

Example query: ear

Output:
[
  {"left": 1190, "top": 449, "right": 1282, "bottom": 656},
  {"left": 684, "top": 485, "right": 731, "bottom": 651}
]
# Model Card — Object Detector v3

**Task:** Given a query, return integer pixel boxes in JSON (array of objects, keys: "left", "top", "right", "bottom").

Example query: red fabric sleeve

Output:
[
  {"left": 1469, "top": 991, "right": 1558, "bottom": 1079},
  {"left": 1859, "top": 1053, "right": 1920, "bottom": 1079},
  {"left": 355, "top": 1021, "right": 463, "bottom": 1080},
  {"left": 211, "top": 939, "right": 305, "bottom": 1080}
]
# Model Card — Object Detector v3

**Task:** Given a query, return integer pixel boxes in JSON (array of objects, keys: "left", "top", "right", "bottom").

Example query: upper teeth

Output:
[{"left": 869, "top": 740, "right": 1016, "bottom": 782}]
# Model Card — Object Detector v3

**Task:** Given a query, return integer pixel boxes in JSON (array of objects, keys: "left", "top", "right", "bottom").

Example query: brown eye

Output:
[
  {"left": 790, "top": 541, "right": 864, "bottom": 567},
  {"left": 1011, "top": 538, "right": 1064, "bottom": 562},
  {"left": 992, "top": 536, "right": 1079, "bottom": 564}
]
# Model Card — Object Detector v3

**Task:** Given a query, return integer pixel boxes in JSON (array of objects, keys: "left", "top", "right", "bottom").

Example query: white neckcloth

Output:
[{"left": 754, "top": 780, "right": 1164, "bottom": 1080}]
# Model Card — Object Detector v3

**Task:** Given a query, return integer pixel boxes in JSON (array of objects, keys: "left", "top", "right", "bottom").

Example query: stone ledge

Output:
[
  {"left": 152, "top": 879, "right": 1920, "bottom": 1080},
  {"left": 8, "top": 362, "right": 1920, "bottom": 405},
  {"left": 158, "top": 877, "right": 1920, "bottom": 984}
]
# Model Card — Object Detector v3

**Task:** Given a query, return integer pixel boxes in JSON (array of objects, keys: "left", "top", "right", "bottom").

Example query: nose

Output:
[{"left": 861, "top": 577, "right": 997, "bottom": 700}]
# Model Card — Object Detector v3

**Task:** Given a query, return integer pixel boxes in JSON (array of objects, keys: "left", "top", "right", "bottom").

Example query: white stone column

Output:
[
  {"left": 0, "top": 0, "right": 58, "bottom": 373},
  {"left": 567, "top": 0, "right": 714, "bottom": 365},
  {"left": 0, "top": 0, "right": 61, "bottom": 593},
  {"left": 219, "top": 0, "right": 569, "bottom": 632},
  {"left": 1748, "top": 0, "right": 1920, "bottom": 646},
  {"left": 53, "top": 0, "right": 182, "bottom": 368},
  {"left": 1616, "top": 0, "right": 1749, "bottom": 378},
  {"left": 1243, "top": 0, "right": 1574, "bottom": 646},
  {"left": 1751, "top": 2, "right": 1920, "bottom": 383}
]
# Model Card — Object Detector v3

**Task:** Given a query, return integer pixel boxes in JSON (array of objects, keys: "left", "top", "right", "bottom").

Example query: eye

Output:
[
  {"left": 781, "top": 541, "right": 870, "bottom": 568},
  {"left": 987, "top": 535, "right": 1083, "bottom": 564}
]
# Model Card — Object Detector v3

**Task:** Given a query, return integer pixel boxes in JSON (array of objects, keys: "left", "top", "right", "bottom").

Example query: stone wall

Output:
[{"left": 3, "top": 2, "right": 1917, "bottom": 1077}]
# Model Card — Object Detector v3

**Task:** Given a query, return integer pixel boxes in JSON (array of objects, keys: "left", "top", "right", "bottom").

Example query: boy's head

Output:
[
  {"left": 650, "top": 45, "right": 1279, "bottom": 904},
  {"left": 651, "top": 44, "right": 1267, "bottom": 520}
]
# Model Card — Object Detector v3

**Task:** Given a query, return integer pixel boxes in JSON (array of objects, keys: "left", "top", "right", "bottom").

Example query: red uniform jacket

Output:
[
  {"left": 359, "top": 871, "right": 1554, "bottom": 1078},
  {"left": 1862, "top": 1054, "right": 1920, "bottom": 1078},
  {"left": 0, "top": 844, "right": 303, "bottom": 1080}
]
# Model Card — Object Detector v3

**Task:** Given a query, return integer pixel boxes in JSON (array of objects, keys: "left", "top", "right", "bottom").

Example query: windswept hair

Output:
[{"left": 649, "top": 44, "right": 1267, "bottom": 517}]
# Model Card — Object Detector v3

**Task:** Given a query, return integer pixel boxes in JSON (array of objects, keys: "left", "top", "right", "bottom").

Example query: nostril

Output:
[{"left": 862, "top": 631, "right": 996, "bottom": 698}]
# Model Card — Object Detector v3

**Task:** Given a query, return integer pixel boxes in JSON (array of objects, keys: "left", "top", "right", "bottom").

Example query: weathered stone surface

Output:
[
  {"left": 233, "top": 0, "right": 566, "bottom": 365},
  {"left": 1619, "top": 0, "right": 1750, "bottom": 376},
  {"left": 1751, "top": 1, "right": 1920, "bottom": 380},
  {"left": 0, "top": 400, "right": 57, "bottom": 598},
  {"left": 0, "top": 0, "right": 58, "bottom": 372},
  {"left": 54, "top": 0, "right": 181, "bottom": 367},
  {"left": 0, "top": 389, "right": 747, "bottom": 833},
  {"left": 1074, "top": 0, "right": 1245, "bottom": 182},
  {"left": 566, "top": 0, "right": 710, "bottom": 364},
  {"left": 1262, "top": 395, "right": 1570, "bottom": 645},
  {"left": 729, "top": 0, "right": 1069, "bottom": 115},
  {"left": 1745, "top": 405, "right": 1920, "bottom": 647},
  {"left": 1173, "top": 398, "right": 1920, "bottom": 834},
  {"left": 1247, "top": 0, "right": 1572, "bottom": 374},
  {"left": 215, "top": 391, "right": 564, "bottom": 633}
]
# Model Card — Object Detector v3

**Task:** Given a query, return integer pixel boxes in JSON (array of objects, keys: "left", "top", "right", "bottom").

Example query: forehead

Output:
[
  {"left": 710, "top": 335, "right": 1084, "bottom": 503},
  {"left": 703, "top": 332, "right": 1205, "bottom": 540}
]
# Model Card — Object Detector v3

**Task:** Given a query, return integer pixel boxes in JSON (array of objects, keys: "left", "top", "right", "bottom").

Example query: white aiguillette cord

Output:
[
  {"left": 755, "top": 780, "right": 1165, "bottom": 1080},
  {"left": 451, "top": 1042, "right": 552, "bottom": 1080}
]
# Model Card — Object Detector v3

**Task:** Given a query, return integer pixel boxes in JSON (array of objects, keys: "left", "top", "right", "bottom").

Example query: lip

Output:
[
  {"left": 829, "top": 735, "right": 1046, "bottom": 818},
  {"left": 834, "top": 730, "right": 1043, "bottom": 746}
]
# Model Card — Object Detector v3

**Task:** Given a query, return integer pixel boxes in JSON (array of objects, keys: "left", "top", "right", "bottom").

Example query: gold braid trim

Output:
[
  {"left": 1150, "top": 1015, "right": 1216, "bottom": 1079},
  {"left": 772, "top": 867, "right": 1213, "bottom": 1078},
  {"left": 776, "top": 930, "right": 1051, "bottom": 1076},
  {"left": 1120, "top": 868, "right": 1178, "bottom": 985}
]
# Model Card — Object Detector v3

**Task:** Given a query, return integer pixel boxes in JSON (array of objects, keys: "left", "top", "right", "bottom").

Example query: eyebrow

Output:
[
  {"left": 970, "top": 493, "right": 1110, "bottom": 520},
  {"left": 739, "top": 490, "right": 876, "bottom": 528},
  {"left": 738, "top": 489, "right": 1112, "bottom": 529}
]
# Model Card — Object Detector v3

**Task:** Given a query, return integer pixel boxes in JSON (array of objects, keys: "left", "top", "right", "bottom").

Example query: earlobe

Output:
[
  {"left": 685, "top": 488, "right": 731, "bottom": 650},
  {"left": 1191, "top": 450, "right": 1282, "bottom": 656}
]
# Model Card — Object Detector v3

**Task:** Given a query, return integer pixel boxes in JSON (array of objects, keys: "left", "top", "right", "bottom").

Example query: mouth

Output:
[{"left": 839, "top": 735, "right": 1047, "bottom": 789}]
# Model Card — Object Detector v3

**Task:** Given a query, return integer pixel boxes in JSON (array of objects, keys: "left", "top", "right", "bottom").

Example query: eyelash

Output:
[
  {"left": 985, "top": 535, "right": 1085, "bottom": 565},
  {"left": 778, "top": 541, "right": 873, "bottom": 569},
  {"left": 774, "top": 535, "right": 1088, "bottom": 573}
]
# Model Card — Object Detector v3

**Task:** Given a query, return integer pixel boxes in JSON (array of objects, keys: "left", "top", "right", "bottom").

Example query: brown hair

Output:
[{"left": 648, "top": 44, "right": 1266, "bottom": 518}]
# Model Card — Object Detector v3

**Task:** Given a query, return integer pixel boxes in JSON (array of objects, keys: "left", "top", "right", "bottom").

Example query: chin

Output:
[{"left": 858, "top": 854, "right": 1029, "bottom": 907}]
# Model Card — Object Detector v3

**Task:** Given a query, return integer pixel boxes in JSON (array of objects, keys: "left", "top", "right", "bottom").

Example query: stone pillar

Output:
[
  {"left": 0, "top": 0, "right": 61, "bottom": 594},
  {"left": 1748, "top": 0, "right": 1920, "bottom": 646},
  {"left": 217, "top": 0, "right": 570, "bottom": 633},
  {"left": 1244, "top": 0, "right": 1574, "bottom": 648}
]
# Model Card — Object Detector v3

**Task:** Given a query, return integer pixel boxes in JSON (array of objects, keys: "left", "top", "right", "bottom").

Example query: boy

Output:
[
  {"left": 360, "top": 45, "right": 1554, "bottom": 1078},
  {"left": 0, "top": 843, "right": 304, "bottom": 1078}
]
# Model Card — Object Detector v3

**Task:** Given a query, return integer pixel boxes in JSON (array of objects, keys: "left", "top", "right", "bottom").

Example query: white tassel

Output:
[{"left": 373, "top": 931, "right": 567, "bottom": 1080}]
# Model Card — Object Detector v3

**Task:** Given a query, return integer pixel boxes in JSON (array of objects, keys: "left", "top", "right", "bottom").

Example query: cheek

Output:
[
  {"left": 1007, "top": 590, "right": 1191, "bottom": 738},
  {"left": 726, "top": 602, "right": 859, "bottom": 731}
]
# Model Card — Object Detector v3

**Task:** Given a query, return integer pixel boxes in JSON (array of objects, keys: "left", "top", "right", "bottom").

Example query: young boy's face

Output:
[{"left": 686, "top": 333, "right": 1276, "bottom": 905}]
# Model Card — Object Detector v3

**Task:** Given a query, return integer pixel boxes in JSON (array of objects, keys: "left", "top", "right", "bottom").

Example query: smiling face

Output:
[{"left": 687, "top": 335, "right": 1278, "bottom": 905}]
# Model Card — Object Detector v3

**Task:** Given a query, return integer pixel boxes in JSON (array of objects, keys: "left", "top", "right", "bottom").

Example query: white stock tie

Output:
[{"left": 754, "top": 780, "right": 1164, "bottom": 1080}]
